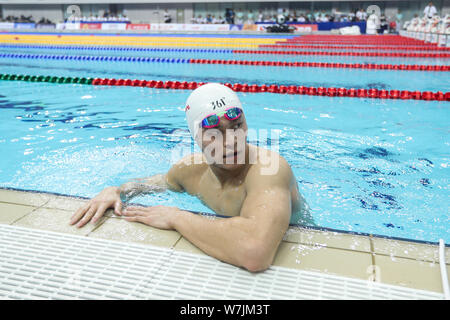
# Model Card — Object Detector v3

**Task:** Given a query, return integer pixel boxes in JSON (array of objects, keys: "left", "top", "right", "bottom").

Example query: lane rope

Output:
[
  {"left": 2, "top": 43, "right": 449, "bottom": 57},
  {"left": 1, "top": 73, "right": 448, "bottom": 101},
  {"left": 234, "top": 49, "right": 450, "bottom": 58},
  {"left": 1, "top": 52, "right": 448, "bottom": 72}
]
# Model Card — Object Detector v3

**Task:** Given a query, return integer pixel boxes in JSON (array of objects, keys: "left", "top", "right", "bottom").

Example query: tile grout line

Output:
[
  {"left": 85, "top": 215, "right": 110, "bottom": 237},
  {"left": 8, "top": 197, "right": 51, "bottom": 225},
  {"left": 369, "top": 235, "right": 377, "bottom": 282}
]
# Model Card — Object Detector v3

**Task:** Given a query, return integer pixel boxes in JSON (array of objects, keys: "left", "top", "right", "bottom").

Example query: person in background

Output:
[
  {"left": 256, "top": 10, "right": 264, "bottom": 23},
  {"left": 356, "top": 8, "right": 363, "bottom": 21},
  {"left": 225, "top": 8, "right": 235, "bottom": 24},
  {"left": 271, "top": 14, "right": 277, "bottom": 23},
  {"left": 348, "top": 10, "right": 356, "bottom": 22},
  {"left": 163, "top": 9, "right": 172, "bottom": 23},
  {"left": 395, "top": 11, "right": 403, "bottom": 32},
  {"left": 379, "top": 14, "right": 388, "bottom": 34},
  {"left": 206, "top": 14, "right": 212, "bottom": 24},
  {"left": 235, "top": 8, "right": 244, "bottom": 24},
  {"left": 305, "top": 11, "right": 312, "bottom": 23},
  {"left": 361, "top": 9, "right": 368, "bottom": 21},
  {"left": 423, "top": 2, "right": 437, "bottom": 19},
  {"left": 389, "top": 20, "right": 397, "bottom": 33},
  {"left": 282, "top": 8, "right": 289, "bottom": 20},
  {"left": 287, "top": 13, "right": 295, "bottom": 23},
  {"left": 247, "top": 10, "right": 254, "bottom": 24},
  {"left": 195, "top": 15, "right": 203, "bottom": 24}
]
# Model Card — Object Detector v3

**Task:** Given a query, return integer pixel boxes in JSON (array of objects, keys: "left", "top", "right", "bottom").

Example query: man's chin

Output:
[{"left": 213, "top": 162, "right": 246, "bottom": 170}]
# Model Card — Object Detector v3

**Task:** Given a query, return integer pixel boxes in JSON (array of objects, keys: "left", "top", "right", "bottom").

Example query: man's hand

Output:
[
  {"left": 122, "top": 205, "right": 182, "bottom": 230},
  {"left": 70, "top": 186, "right": 122, "bottom": 228}
]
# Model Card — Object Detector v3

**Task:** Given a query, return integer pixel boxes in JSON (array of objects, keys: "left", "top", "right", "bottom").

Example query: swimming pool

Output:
[{"left": 0, "top": 33, "right": 448, "bottom": 244}]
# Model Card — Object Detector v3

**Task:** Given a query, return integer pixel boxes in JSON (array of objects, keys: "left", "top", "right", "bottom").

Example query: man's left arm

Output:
[{"left": 123, "top": 164, "right": 292, "bottom": 272}]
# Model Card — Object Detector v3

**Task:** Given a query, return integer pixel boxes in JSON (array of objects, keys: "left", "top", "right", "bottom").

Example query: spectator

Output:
[
  {"left": 287, "top": 13, "right": 295, "bottom": 23},
  {"left": 423, "top": 2, "right": 437, "bottom": 19},
  {"left": 195, "top": 15, "right": 205, "bottom": 24},
  {"left": 225, "top": 8, "right": 234, "bottom": 24},
  {"left": 362, "top": 9, "right": 368, "bottom": 20},
  {"left": 206, "top": 14, "right": 212, "bottom": 24},
  {"left": 256, "top": 10, "right": 264, "bottom": 23},
  {"left": 235, "top": 8, "right": 244, "bottom": 24},
  {"left": 304, "top": 11, "right": 312, "bottom": 23},
  {"left": 356, "top": 8, "right": 364, "bottom": 21},
  {"left": 396, "top": 11, "right": 403, "bottom": 32},
  {"left": 163, "top": 9, "right": 172, "bottom": 23},
  {"left": 247, "top": 10, "right": 254, "bottom": 24},
  {"left": 389, "top": 20, "right": 397, "bottom": 33},
  {"left": 379, "top": 14, "right": 388, "bottom": 34},
  {"left": 297, "top": 14, "right": 306, "bottom": 23}
]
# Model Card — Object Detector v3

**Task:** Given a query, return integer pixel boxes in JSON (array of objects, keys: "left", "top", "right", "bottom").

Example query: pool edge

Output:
[{"left": 0, "top": 187, "right": 448, "bottom": 295}]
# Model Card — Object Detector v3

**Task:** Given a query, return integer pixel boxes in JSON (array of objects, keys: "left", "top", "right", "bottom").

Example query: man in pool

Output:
[{"left": 70, "top": 83, "right": 310, "bottom": 272}]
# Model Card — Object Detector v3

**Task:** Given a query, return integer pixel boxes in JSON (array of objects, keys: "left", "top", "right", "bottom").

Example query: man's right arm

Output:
[{"left": 69, "top": 154, "right": 197, "bottom": 228}]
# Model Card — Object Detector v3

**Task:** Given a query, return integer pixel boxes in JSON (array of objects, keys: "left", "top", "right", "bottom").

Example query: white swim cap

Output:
[{"left": 185, "top": 83, "right": 243, "bottom": 139}]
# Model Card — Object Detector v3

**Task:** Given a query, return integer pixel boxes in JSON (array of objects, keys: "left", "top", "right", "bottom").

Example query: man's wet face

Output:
[{"left": 199, "top": 113, "right": 248, "bottom": 169}]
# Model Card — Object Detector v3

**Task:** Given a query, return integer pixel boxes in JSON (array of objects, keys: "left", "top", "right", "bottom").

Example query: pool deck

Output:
[{"left": 0, "top": 188, "right": 448, "bottom": 297}]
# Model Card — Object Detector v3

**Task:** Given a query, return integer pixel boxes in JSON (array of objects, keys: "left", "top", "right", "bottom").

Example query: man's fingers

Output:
[
  {"left": 76, "top": 206, "right": 97, "bottom": 228},
  {"left": 91, "top": 203, "right": 109, "bottom": 224},
  {"left": 70, "top": 204, "right": 90, "bottom": 225},
  {"left": 114, "top": 201, "right": 123, "bottom": 216}
]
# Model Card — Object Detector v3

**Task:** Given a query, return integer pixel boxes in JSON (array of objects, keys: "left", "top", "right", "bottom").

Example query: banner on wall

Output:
[
  {"left": 126, "top": 24, "right": 151, "bottom": 30},
  {"left": 80, "top": 23, "right": 102, "bottom": 30},
  {"left": 148, "top": 24, "right": 230, "bottom": 32},
  {"left": 0, "top": 22, "right": 15, "bottom": 29},
  {"left": 229, "top": 24, "right": 243, "bottom": 31},
  {"left": 36, "top": 24, "right": 56, "bottom": 30},
  {"left": 14, "top": 23, "right": 36, "bottom": 29},
  {"left": 184, "top": 24, "right": 229, "bottom": 32},
  {"left": 56, "top": 22, "right": 80, "bottom": 30},
  {"left": 291, "top": 24, "right": 318, "bottom": 32},
  {"left": 101, "top": 23, "right": 127, "bottom": 31}
]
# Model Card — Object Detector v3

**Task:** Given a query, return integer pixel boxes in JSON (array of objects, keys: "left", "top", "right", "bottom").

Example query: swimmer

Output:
[{"left": 70, "top": 83, "right": 311, "bottom": 272}]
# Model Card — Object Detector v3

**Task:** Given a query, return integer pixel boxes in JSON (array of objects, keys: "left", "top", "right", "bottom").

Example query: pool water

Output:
[{"left": 0, "top": 38, "right": 448, "bottom": 243}]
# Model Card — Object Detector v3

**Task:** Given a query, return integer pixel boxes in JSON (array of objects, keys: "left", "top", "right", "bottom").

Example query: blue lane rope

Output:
[{"left": 0, "top": 52, "right": 190, "bottom": 63}]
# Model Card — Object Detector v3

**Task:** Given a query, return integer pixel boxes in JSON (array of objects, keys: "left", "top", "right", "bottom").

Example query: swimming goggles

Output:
[{"left": 201, "top": 107, "right": 243, "bottom": 129}]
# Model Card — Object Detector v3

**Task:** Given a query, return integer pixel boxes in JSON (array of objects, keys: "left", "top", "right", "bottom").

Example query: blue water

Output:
[{"left": 0, "top": 43, "right": 449, "bottom": 243}]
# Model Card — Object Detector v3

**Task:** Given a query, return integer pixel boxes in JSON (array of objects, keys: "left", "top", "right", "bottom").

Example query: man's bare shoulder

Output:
[
  {"left": 173, "top": 153, "right": 208, "bottom": 170},
  {"left": 246, "top": 146, "right": 293, "bottom": 189},
  {"left": 167, "top": 153, "right": 209, "bottom": 190}
]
